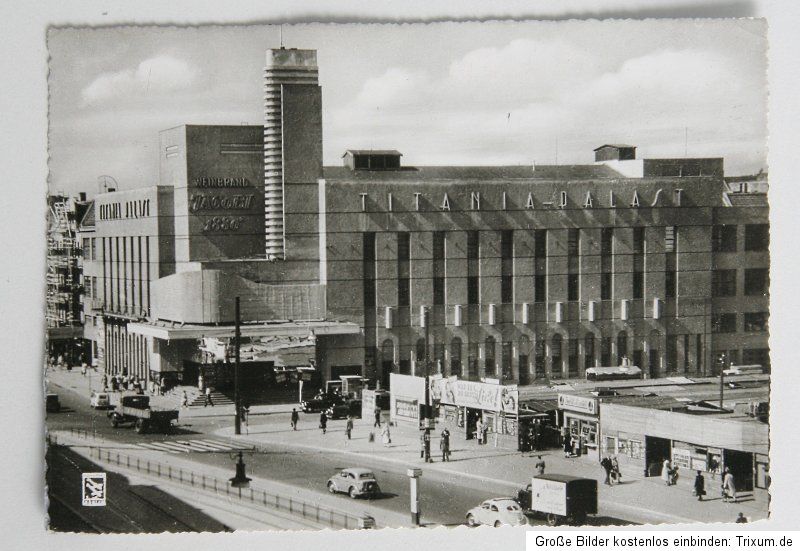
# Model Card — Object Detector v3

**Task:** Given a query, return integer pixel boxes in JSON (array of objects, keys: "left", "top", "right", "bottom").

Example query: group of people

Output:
[
  {"left": 420, "top": 428, "right": 451, "bottom": 462},
  {"left": 678, "top": 462, "right": 738, "bottom": 504},
  {"left": 563, "top": 431, "right": 585, "bottom": 458},
  {"left": 600, "top": 455, "right": 621, "bottom": 485}
]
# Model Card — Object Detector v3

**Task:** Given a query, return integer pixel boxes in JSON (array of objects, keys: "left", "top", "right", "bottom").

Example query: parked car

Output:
[
  {"left": 326, "top": 399, "right": 362, "bottom": 420},
  {"left": 326, "top": 468, "right": 381, "bottom": 499},
  {"left": 301, "top": 392, "right": 344, "bottom": 413},
  {"left": 46, "top": 393, "right": 61, "bottom": 413},
  {"left": 466, "top": 498, "right": 528, "bottom": 528},
  {"left": 90, "top": 391, "right": 111, "bottom": 409}
]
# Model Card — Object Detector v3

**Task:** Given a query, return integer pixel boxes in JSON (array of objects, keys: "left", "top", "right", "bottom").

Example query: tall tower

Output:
[{"left": 263, "top": 48, "right": 323, "bottom": 261}]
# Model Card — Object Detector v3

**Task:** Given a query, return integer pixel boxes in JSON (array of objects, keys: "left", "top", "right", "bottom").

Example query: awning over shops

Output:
[{"left": 127, "top": 319, "right": 361, "bottom": 340}]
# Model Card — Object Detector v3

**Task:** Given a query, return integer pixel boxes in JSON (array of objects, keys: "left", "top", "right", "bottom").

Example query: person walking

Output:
[
  {"left": 319, "top": 411, "right": 328, "bottom": 434},
  {"left": 159, "top": 376, "right": 166, "bottom": 396},
  {"left": 291, "top": 408, "right": 299, "bottom": 430},
  {"left": 535, "top": 455, "right": 546, "bottom": 476},
  {"left": 708, "top": 456, "right": 720, "bottom": 480},
  {"left": 694, "top": 471, "right": 706, "bottom": 501},
  {"left": 381, "top": 423, "right": 391, "bottom": 447},
  {"left": 662, "top": 459, "right": 672, "bottom": 486},
  {"left": 610, "top": 456, "right": 621, "bottom": 484},
  {"left": 563, "top": 433, "right": 573, "bottom": 458},
  {"left": 181, "top": 390, "right": 188, "bottom": 409},
  {"left": 345, "top": 416, "right": 354, "bottom": 440},
  {"left": 197, "top": 374, "right": 204, "bottom": 393},
  {"left": 374, "top": 407, "right": 382, "bottom": 428},
  {"left": 723, "top": 468, "right": 737, "bottom": 503},
  {"left": 476, "top": 418, "right": 484, "bottom": 445},
  {"left": 423, "top": 429, "right": 432, "bottom": 463},
  {"left": 600, "top": 456, "right": 613, "bottom": 485},
  {"left": 735, "top": 512, "right": 748, "bottom": 523},
  {"left": 440, "top": 428, "right": 451, "bottom": 462},
  {"left": 204, "top": 386, "right": 214, "bottom": 407}
]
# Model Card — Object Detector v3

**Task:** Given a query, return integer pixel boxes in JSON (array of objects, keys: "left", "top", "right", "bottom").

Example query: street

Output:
[{"left": 46, "top": 378, "right": 632, "bottom": 528}]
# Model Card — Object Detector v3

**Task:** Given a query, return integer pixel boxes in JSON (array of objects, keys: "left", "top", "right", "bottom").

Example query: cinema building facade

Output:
[{"left": 76, "top": 48, "right": 770, "bottom": 391}]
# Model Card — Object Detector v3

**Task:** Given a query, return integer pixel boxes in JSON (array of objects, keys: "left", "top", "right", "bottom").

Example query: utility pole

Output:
[
  {"left": 423, "top": 307, "right": 431, "bottom": 463},
  {"left": 234, "top": 296, "right": 241, "bottom": 435}
]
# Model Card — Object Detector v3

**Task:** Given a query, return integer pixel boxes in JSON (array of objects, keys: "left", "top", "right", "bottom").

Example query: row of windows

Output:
[
  {"left": 711, "top": 268, "right": 770, "bottom": 297},
  {"left": 711, "top": 312, "right": 769, "bottom": 333},
  {"left": 711, "top": 224, "right": 769, "bottom": 252},
  {"left": 81, "top": 237, "right": 97, "bottom": 261},
  {"left": 367, "top": 231, "right": 768, "bottom": 330}
]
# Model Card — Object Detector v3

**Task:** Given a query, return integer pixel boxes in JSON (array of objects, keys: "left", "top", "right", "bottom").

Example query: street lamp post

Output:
[
  {"left": 234, "top": 296, "right": 241, "bottom": 436},
  {"left": 423, "top": 307, "right": 431, "bottom": 462}
]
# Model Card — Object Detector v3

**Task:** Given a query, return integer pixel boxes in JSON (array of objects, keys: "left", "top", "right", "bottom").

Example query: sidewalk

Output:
[{"left": 218, "top": 413, "right": 769, "bottom": 526}]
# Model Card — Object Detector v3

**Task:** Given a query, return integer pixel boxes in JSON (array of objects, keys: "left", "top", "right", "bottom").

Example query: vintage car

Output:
[
  {"left": 301, "top": 392, "right": 344, "bottom": 413},
  {"left": 326, "top": 399, "right": 362, "bottom": 420},
  {"left": 90, "top": 391, "right": 111, "bottom": 409},
  {"left": 466, "top": 498, "right": 528, "bottom": 528},
  {"left": 326, "top": 468, "right": 381, "bottom": 499}
]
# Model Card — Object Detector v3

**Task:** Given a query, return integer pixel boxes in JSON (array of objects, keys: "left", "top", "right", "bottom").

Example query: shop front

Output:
[
  {"left": 557, "top": 393, "right": 600, "bottom": 455},
  {"left": 600, "top": 403, "right": 768, "bottom": 491},
  {"left": 431, "top": 377, "right": 519, "bottom": 450}
]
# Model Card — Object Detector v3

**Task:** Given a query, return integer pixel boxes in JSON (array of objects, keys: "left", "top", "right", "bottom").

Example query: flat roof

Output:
[{"left": 128, "top": 319, "right": 361, "bottom": 340}]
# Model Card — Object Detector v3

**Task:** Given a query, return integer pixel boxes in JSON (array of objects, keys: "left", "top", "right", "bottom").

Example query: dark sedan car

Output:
[
  {"left": 300, "top": 393, "right": 344, "bottom": 413},
  {"left": 326, "top": 399, "right": 362, "bottom": 420}
]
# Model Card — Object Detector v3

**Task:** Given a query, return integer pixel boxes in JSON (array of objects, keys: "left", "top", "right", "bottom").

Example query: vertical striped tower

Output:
[{"left": 263, "top": 48, "right": 320, "bottom": 260}]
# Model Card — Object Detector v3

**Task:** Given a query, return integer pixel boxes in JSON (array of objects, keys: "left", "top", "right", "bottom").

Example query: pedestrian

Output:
[
  {"left": 159, "top": 376, "right": 166, "bottom": 396},
  {"left": 662, "top": 459, "right": 672, "bottom": 486},
  {"left": 381, "top": 423, "right": 391, "bottom": 447},
  {"left": 181, "top": 390, "right": 188, "bottom": 409},
  {"left": 564, "top": 433, "right": 573, "bottom": 458},
  {"left": 198, "top": 374, "right": 204, "bottom": 393},
  {"left": 735, "top": 512, "right": 748, "bottom": 524},
  {"left": 440, "top": 428, "right": 451, "bottom": 462},
  {"left": 670, "top": 466, "right": 680, "bottom": 485},
  {"left": 482, "top": 421, "right": 489, "bottom": 445},
  {"left": 291, "top": 408, "right": 299, "bottom": 430},
  {"left": 476, "top": 418, "right": 484, "bottom": 445},
  {"left": 723, "top": 468, "right": 737, "bottom": 503},
  {"left": 611, "top": 456, "right": 621, "bottom": 484},
  {"left": 81, "top": 363, "right": 87, "bottom": 377},
  {"left": 535, "top": 455, "right": 546, "bottom": 476},
  {"left": 694, "top": 470, "right": 706, "bottom": 501},
  {"left": 345, "top": 416, "right": 354, "bottom": 440},
  {"left": 420, "top": 431, "right": 426, "bottom": 458},
  {"left": 600, "top": 456, "right": 613, "bottom": 485},
  {"left": 423, "top": 429, "right": 432, "bottom": 463},
  {"left": 101, "top": 374, "right": 108, "bottom": 391},
  {"left": 708, "top": 456, "right": 720, "bottom": 480},
  {"left": 319, "top": 411, "right": 328, "bottom": 434},
  {"left": 204, "top": 386, "right": 214, "bottom": 407}
]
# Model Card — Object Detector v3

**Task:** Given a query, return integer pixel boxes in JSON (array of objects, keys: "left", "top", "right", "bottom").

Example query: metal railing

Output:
[{"left": 47, "top": 432, "right": 370, "bottom": 530}]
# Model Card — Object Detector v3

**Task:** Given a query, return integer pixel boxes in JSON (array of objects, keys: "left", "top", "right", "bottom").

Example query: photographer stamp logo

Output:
[{"left": 81, "top": 473, "right": 106, "bottom": 506}]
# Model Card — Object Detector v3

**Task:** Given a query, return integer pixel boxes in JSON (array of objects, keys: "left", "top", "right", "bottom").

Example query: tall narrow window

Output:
[
  {"left": 533, "top": 229, "right": 547, "bottom": 303},
  {"left": 397, "top": 232, "right": 410, "bottom": 307},
  {"left": 467, "top": 231, "right": 480, "bottom": 305},
  {"left": 450, "top": 337, "right": 462, "bottom": 377},
  {"left": 500, "top": 230, "right": 514, "bottom": 304},
  {"left": 362, "top": 232, "right": 377, "bottom": 312},
  {"left": 712, "top": 225, "right": 737, "bottom": 252},
  {"left": 632, "top": 227, "right": 645, "bottom": 300},
  {"left": 432, "top": 232, "right": 446, "bottom": 306},
  {"left": 601, "top": 228, "right": 613, "bottom": 302},
  {"left": 665, "top": 226, "right": 678, "bottom": 299}
]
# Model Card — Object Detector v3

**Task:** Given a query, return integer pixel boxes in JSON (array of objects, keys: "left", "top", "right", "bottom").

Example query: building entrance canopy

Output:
[{"left": 127, "top": 319, "right": 360, "bottom": 340}]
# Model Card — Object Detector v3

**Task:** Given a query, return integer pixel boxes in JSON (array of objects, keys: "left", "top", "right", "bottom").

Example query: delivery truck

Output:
[
  {"left": 108, "top": 395, "right": 179, "bottom": 434},
  {"left": 517, "top": 474, "right": 597, "bottom": 526}
]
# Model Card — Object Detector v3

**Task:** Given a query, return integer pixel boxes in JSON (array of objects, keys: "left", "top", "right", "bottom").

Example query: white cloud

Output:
[
  {"left": 328, "top": 41, "right": 766, "bottom": 174},
  {"left": 81, "top": 55, "right": 198, "bottom": 105}
]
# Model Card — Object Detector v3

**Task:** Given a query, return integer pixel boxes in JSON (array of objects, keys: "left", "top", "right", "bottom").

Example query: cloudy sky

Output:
[{"left": 48, "top": 20, "right": 767, "bottom": 197}]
